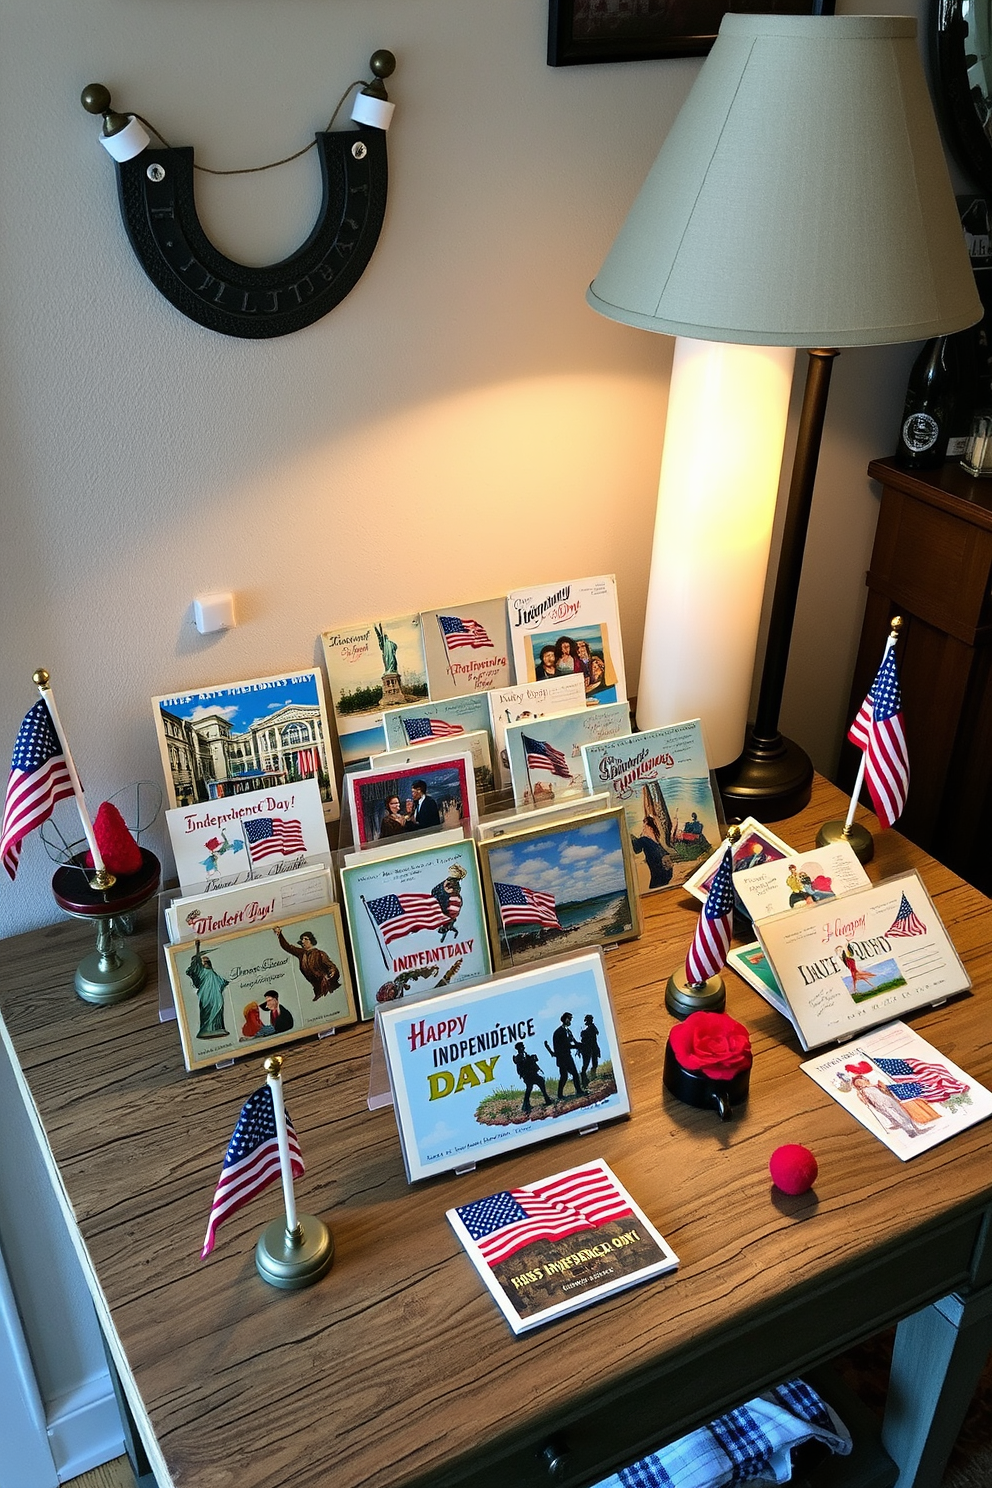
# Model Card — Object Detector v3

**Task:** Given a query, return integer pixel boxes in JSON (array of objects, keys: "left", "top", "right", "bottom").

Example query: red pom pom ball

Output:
[{"left": 769, "top": 1144, "right": 818, "bottom": 1195}]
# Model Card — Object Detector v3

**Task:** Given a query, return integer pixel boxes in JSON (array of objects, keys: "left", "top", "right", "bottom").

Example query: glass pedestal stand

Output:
[{"left": 51, "top": 850, "right": 161, "bottom": 1004}]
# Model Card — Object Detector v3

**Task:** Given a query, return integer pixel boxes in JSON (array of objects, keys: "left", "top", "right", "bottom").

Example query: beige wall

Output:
[{"left": 0, "top": 0, "right": 936, "bottom": 939}]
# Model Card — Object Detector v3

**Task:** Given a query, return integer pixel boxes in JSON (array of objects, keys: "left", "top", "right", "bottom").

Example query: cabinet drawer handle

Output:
[{"left": 540, "top": 1437, "right": 570, "bottom": 1480}]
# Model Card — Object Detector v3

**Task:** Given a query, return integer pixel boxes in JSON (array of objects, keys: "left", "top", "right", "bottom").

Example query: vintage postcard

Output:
[
  {"left": 374, "top": 730, "right": 495, "bottom": 796},
  {"left": 733, "top": 839, "right": 871, "bottom": 926},
  {"left": 685, "top": 816, "right": 794, "bottom": 905},
  {"left": 506, "top": 575, "right": 627, "bottom": 704},
  {"left": 382, "top": 691, "right": 494, "bottom": 757},
  {"left": 421, "top": 599, "right": 514, "bottom": 698},
  {"left": 165, "top": 778, "right": 331, "bottom": 894},
  {"left": 164, "top": 905, "right": 356, "bottom": 1071},
  {"left": 346, "top": 753, "right": 478, "bottom": 849},
  {"left": 320, "top": 613, "right": 427, "bottom": 767},
  {"left": 378, "top": 951, "right": 630, "bottom": 1180},
  {"left": 488, "top": 675, "right": 587, "bottom": 789},
  {"left": 476, "top": 791, "right": 612, "bottom": 841},
  {"left": 802, "top": 1020, "right": 992, "bottom": 1160},
  {"left": 727, "top": 943, "right": 794, "bottom": 1022},
  {"left": 340, "top": 837, "right": 491, "bottom": 1018},
  {"left": 152, "top": 669, "right": 338, "bottom": 821},
  {"left": 756, "top": 872, "right": 971, "bottom": 1050},
  {"left": 505, "top": 702, "right": 631, "bottom": 808},
  {"left": 165, "top": 864, "right": 334, "bottom": 943},
  {"left": 479, "top": 808, "right": 640, "bottom": 970},
  {"left": 580, "top": 718, "right": 719, "bottom": 896},
  {"left": 447, "top": 1158, "right": 678, "bottom": 1334}
]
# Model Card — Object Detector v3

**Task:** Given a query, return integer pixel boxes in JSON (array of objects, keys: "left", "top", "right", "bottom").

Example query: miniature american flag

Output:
[
  {"left": 685, "top": 841, "right": 735, "bottom": 986},
  {"left": 1, "top": 701, "right": 74, "bottom": 880},
  {"left": 455, "top": 1166, "right": 633, "bottom": 1265},
  {"left": 521, "top": 734, "right": 570, "bottom": 778},
  {"left": 495, "top": 881, "right": 560, "bottom": 931},
  {"left": 201, "top": 1084, "right": 303, "bottom": 1258},
  {"left": 243, "top": 815, "right": 306, "bottom": 862},
  {"left": 872, "top": 1055, "right": 969, "bottom": 1103},
  {"left": 886, "top": 892, "right": 926, "bottom": 937},
  {"left": 847, "top": 645, "right": 909, "bottom": 829},
  {"left": 402, "top": 716, "right": 466, "bottom": 742},
  {"left": 367, "top": 890, "right": 460, "bottom": 944},
  {"left": 438, "top": 614, "right": 493, "bottom": 651}
]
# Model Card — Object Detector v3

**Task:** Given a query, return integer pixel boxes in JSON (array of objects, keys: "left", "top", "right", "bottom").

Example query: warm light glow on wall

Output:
[{"left": 636, "top": 338, "right": 795, "bottom": 765}]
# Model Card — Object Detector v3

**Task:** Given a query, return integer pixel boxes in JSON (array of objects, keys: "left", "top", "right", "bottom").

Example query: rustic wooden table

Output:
[{"left": 1, "top": 776, "right": 990, "bottom": 1488}]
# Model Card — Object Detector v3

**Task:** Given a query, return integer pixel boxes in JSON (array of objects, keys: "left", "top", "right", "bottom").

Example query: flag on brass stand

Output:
[
  {"left": 685, "top": 841, "right": 735, "bottom": 986},
  {"left": 847, "top": 645, "right": 909, "bottom": 829},
  {"left": 201, "top": 1084, "right": 304, "bottom": 1258},
  {"left": 0, "top": 700, "right": 74, "bottom": 880}
]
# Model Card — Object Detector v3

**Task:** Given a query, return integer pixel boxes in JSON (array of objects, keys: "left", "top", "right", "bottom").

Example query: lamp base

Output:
[{"left": 716, "top": 728, "right": 813, "bottom": 823}]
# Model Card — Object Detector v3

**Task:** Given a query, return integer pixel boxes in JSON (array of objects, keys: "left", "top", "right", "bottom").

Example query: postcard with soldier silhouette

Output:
[
  {"left": 164, "top": 905, "right": 356, "bottom": 1071},
  {"left": 448, "top": 1157, "right": 678, "bottom": 1333},
  {"left": 152, "top": 668, "right": 339, "bottom": 820},
  {"left": 320, "top": 614, "right": 427, "bottom": 767},
  {"left": 581, "top": 717, "right": 719, "bottom": 896},
  {"left": 341, "top": 836, "right": 491, "bottom": 1019},
  {"left": 378, "top": 951, "right": 630, "bottom": 1180}
]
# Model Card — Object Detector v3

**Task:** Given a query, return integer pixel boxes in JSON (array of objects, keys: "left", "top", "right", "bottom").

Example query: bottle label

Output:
[{"left": 902, "top": 411, "right": 940, "bottom": 453}]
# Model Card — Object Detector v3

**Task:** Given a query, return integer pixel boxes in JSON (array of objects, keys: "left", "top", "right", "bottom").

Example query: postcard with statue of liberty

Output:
[
  {"left": 580, "top": 717, "right": 720, "bottom": 896},
  {"left": 320, "top": 614, "right": 427, "bottom": 768}
]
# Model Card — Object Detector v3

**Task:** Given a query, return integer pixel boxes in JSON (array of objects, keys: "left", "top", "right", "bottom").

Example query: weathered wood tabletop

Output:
[{"left": 1, "top": 775, "right": 990, "bottom": 1488}]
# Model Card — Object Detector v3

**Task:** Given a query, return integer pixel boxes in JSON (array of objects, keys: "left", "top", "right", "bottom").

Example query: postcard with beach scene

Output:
[
  {"left": 346, "top": 753, "right": 478, "bottom": 850},
  {"left": 756, "top": 872, "right": 971, "bottom": 1050},
  {"left": 321, "top": 614, "right": 427, "bottom": 767},
  {"left": 166, "top": 778, "right": 331, "bottom": 895},
  {"left": 505, "top": 701, "right": 632, "bottom": 809},
  {"left": 802, "top": 1021, "right": 992, "bottom": 1160},
  {"left": 478, "top": 808, "right": 640, "bottom": 970},
  {"left": 374, "top": 730, "right": 495, "bottom": 797},
  {"left": 378, "top": 951, "right": 630, "bottom": 1180},
  {"left": 164, "top": 905, "right": 356, "bottom": 1071},
  {"left": 581, "top": 717, "right": 719, "bottom": 897},
  {"left": 341, "top": 836, "right": 491, "bottom": 1019},
  {"left": 152, "top": 669, "right": 339, "bottom": 820},
  {"left": 488, "top": 675, "right": 587, "bottom": 789},
  {"left": 382, "top": 691, "right": 493, "bottom": 757},
  {"left": 421, "top": 599, "right": 514, "bottom": 699},
  {"left": 733, "top": 839, "right": 870, "bottom": 926},
  {"left": 506, "top": 575, "right": 627, "bottom": 705}
]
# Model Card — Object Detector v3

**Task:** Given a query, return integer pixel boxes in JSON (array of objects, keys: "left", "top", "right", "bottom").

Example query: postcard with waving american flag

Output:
[
  {"left": 447, "top": 1157, "right": 677, "bottom": 1332},
  {"left": 421, "top": 599, "right": 514, "bottom": 700},
  {"left": 802, "top": 1020, "right": 991, "bottom": 1160}
]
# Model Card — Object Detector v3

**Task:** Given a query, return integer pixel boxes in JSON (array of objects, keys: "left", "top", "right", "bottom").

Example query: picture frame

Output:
[
  {"left": 164, "top": 905, "right": 357, "bottom": 1072},
  {"left": 547, "top": 0, "right": 829, "bottom": 68},
  {"left": 340, "top": 836, "right": 492, "bottom": 1018},
  {"left": 345, "top": 752, "right": 479, "bottom": 848},
  {"left": 378, "top": 950, "right": 631, "bottom": 1181},
  {"left": 478, "top": 807, "right": 641, "bottom": 970},
  {"left": 152, "top": 669, "right": 339, "bottom": 820}
]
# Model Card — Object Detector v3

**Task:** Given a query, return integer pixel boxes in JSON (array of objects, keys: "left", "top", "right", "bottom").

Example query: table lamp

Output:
[{"left": 588, "top": 14, "right": 980, "bottom": 819}]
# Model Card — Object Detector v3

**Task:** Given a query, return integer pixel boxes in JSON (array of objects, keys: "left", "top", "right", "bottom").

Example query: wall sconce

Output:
[{"left": 81, "top": 50, "right": 397, "bottom": 339}]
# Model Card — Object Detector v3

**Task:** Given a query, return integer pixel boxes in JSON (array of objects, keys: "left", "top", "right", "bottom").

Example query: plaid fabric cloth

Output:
[{"left": 594, "top": 1379, "right": 851, "bottom": 1488}]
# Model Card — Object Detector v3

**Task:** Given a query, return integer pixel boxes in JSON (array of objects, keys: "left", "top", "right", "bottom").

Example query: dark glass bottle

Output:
[{"left": 894, "top": 336, "right": 957, "bottom": 469}]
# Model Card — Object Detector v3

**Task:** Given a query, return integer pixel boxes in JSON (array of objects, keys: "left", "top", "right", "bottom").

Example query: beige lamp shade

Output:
[{"left": 588, "top": 15, "right": 981, "bottom": 346}]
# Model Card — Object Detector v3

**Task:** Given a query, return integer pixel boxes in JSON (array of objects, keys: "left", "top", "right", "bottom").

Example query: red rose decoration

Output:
[{"left": 668, "top": 1011, "right": 752, "bottom": 1081}]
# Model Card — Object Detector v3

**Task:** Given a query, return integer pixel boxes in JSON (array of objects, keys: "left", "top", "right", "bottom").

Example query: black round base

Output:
[{"left": 716, "top": 730, "right": 813, "bottom": 823}]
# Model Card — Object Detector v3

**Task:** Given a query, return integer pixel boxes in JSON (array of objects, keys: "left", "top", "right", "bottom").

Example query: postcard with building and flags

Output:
[{"left": 152, "top": 670, "right": 338, "bottom": 820}]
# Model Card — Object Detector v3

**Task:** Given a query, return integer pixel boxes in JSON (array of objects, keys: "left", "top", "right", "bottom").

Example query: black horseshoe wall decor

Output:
[{"left": 81, "top": 55, "right": 394, "bottom": 339}]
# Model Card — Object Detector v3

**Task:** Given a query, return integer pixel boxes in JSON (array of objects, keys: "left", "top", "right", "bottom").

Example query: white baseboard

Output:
[{"left": 48, "top": 1374, "right": 125, "bottom": 1483}]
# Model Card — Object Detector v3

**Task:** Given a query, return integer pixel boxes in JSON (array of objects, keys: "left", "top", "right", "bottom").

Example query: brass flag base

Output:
[
  {"left": 665, "top": 968, "right": 726, "bottom": 1020},
  {"left": 255, "top": 1216, "right": 334, "bottom": 1290},
  {"left": 815, "top": 819, "right": 874, "bottom": 865}
]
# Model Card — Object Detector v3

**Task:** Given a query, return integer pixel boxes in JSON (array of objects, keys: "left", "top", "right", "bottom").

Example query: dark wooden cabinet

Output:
[{"left": 840, "top": 457, "right": 992, "bottom": 893}]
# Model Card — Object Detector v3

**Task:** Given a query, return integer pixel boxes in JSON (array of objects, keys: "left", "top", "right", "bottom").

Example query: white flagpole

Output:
[
  {"left": 264, "top": 1056, "right": 299, "bottom": 1238},
  {"left": 842, "top": 618, "right": 901, "bottom": 835},
  {"left": 33, "top": 669, "right": 112, "bottom": 887}
]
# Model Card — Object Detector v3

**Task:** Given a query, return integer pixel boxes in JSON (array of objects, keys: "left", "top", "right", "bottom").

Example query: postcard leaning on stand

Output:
[{"left": 755, "top": 871, "right": 971, "bottom": 1050}]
